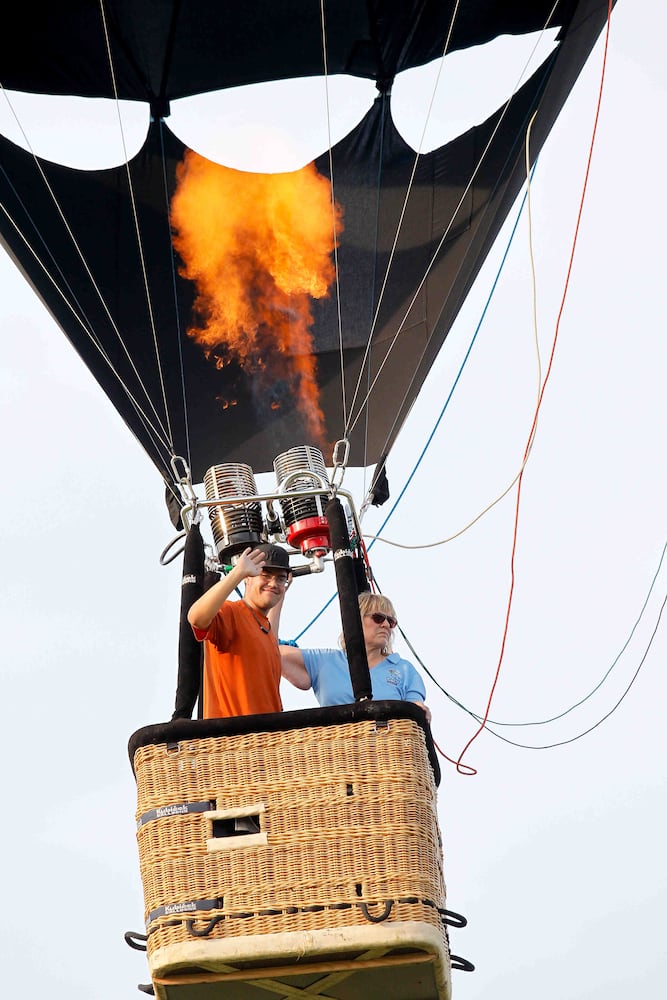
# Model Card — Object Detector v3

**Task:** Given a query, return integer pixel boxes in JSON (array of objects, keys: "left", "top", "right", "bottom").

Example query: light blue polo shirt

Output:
[{"left": 301, "top": 648, "right": 426, "bottom": 707}]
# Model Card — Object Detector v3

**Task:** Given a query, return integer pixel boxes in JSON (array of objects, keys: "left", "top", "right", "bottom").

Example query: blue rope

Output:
[{"left": 295, "top": 167, "right": 537, "bottom": 641}]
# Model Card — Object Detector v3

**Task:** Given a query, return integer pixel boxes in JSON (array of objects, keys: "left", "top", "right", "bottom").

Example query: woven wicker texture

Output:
[{"left": 133, "top": 717, "right": 448, "bottom": 957}]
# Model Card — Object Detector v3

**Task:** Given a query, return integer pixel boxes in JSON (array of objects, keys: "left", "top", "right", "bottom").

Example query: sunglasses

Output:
[{"left": 367, "top": 612, "right": 397, "bottom": 629}]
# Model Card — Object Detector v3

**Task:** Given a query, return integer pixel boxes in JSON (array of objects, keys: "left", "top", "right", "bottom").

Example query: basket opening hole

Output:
[
  {"left": 212, "top": 814, "right": 261, "bottom": 838},
  {"left": 346, "top": 783, "right": 354, "bottom": 796},
  {"left": 355, "top": 883, "right": 363, "bottom": 897}
]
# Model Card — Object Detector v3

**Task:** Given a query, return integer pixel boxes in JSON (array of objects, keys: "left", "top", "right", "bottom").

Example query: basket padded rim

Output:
[{"left": 129, "top": 701, "right": 440, "bottom": 785}]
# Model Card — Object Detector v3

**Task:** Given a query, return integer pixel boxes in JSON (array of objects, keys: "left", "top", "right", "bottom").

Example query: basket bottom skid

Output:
[{"left": 150, "top": 922, "right": 451, "bottom": 1000}]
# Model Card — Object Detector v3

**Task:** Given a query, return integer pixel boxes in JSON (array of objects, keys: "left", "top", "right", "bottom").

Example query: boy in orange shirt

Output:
[{"left": 188, "top": 544, "right": 292, "bottom": 718}]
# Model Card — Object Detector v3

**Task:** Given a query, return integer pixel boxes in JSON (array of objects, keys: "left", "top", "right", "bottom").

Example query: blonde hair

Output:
[{"left": 340, "top": 592, "right": 398, "bottom": 652}]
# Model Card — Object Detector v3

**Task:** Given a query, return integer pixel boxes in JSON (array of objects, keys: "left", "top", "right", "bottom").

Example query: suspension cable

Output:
[
  {"left": 343, "top": 0, "right": 463, "bottom": 437},
  {"left": 318, "top": 0, "right": 347, "bottom": 435},
  {"left": 156, "top": 120, "right": 192, "bottom": 473},
  {"left": 98, "top": 0, "right": 175, "bottom": 452},
  {"left": 364, "top": 114, "right": 543, "bottom": 554},
  {"left": 0, "top": 193, "right": 176, "bottom": 482},
  {"left": 345, "top": 3, "right": 561, "bottom": 443}
]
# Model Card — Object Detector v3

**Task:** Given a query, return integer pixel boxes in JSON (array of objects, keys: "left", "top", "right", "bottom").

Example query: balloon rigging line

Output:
[
  {"left": 0, "top": 89, "right": 175, "bottom": 463},
  {"left": 365, "top": 173, "right": 538, "bottom": 553},
  {"left": 373, "top": 537, "right": 665, "bottom": 763},
  {"left": 157, "top": 118, "right": 193, "bottom": 473},
  {"left": 354, "top": 4, "right": 561, "bottom": 454},
  {"left": 524, "top": 110, "right": 544, "bottom": 411},
  {"left": 362, "top": 93, "right": 389, "bottom": 482},
  {"left": 0, "top": 173, "right": 175, "bottom": 483},
  {"left": 293, "top": 162, "right": 537, "bottom": 643},
  {"left": 98, "top": 0, "right": 175, "bottom": 454},
  {"left": 365, "top": 109, "right": 545, "bottom": 554},
  {"left": 343, "top": 0, "right": 462, "bottom": 432},
  {"left": 318, "top": 0, "right": 348, "bottom": 431},
  {"left": 360, "top": 89, "right": 390, "bottom": 484},
  {"left": 368, "top": 70, "right": 554, "bottom": 471},
  {"left": 455, "top": 0, "right": 615, "bottom": 773},
  {"left": 327, "top": 0, "right": 615, "bottom": 764},
  {"left": 356, "top": 10, "right": 562, "bottom": 530},
  {"left": 294, "top": 119, "right": 542, "bottom": 638},
  {"left": 486, "top": 539, "right": 667, "bottom": 728},
  {"left": 400, "top": 538, "right": 667, "bottom": 733},
  {"left": 342, "top": 0, "right": 462, "bottom": 439},
  {"left": 482, "top": 588, "right": 666, "bottom": 751},
  {"left": 344, "top": 1, "right": 561, "bottom": 443},
  {"left": 0, "top": 194, "right": 176, "bottom": 481},
  {"left": 292, "top": 10, "right": 574, "bottom": 640},
  {"left": 416, "top": 586, "right": 666, "bottom": 759}
]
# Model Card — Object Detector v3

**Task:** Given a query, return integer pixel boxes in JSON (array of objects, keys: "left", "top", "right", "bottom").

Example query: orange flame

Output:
[{"left": 170, "top": 152, "right": 343, "bottom": 446}]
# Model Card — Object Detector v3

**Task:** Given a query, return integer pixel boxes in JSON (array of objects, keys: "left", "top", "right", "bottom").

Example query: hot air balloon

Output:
[{"left": 0, "top": 2, "right": 621, "bottom": 998}]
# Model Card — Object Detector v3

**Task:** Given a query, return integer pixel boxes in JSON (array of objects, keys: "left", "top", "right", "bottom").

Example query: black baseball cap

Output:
[{"left": 255, "top": 543, "right": 291, "bottom": 572}]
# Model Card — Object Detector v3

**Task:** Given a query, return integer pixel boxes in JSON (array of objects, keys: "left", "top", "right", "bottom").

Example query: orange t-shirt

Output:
[{"left": 193, "top": 599, "right": 283, "bottom": 718}]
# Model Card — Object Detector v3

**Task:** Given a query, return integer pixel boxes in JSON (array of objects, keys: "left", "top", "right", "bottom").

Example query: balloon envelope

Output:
[{"left": 0, "top": 1, "right": 614, "bottom": 483}]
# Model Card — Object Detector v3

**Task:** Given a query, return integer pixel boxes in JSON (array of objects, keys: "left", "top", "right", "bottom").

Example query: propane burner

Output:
[
  {"left": 273, "top": 446, "right": 331, "bottom": 557},
  {"left": 204, "top": 463, "right": 264, "bottom": 563}
]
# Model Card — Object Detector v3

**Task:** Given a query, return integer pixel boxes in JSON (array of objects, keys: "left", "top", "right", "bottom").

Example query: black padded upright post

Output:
[
  {"left": 325, "top": 496, "right": 372, "bottom": 701},
  {"left": 172, "top": 521, "right": 205, "bottom": 719}
]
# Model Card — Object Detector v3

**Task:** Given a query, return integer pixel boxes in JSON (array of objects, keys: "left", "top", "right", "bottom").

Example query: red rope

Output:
[{"left": 453, "top": 0, "right": 615, "bottom": 775}]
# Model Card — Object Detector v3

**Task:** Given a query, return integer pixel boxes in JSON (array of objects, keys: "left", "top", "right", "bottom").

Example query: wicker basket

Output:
[{"left": 129, "top": 702, "right": 451, "bottom": 1000}]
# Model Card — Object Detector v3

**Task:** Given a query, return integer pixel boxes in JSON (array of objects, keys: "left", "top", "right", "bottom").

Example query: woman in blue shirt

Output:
[{"left": 278, "top": 591, "right": 430, "bottom": 722}]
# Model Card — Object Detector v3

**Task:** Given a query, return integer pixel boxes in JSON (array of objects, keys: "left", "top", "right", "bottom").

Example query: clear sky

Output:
[{"left": 1, "top": 3, "right": 665, "bottom": 998}]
